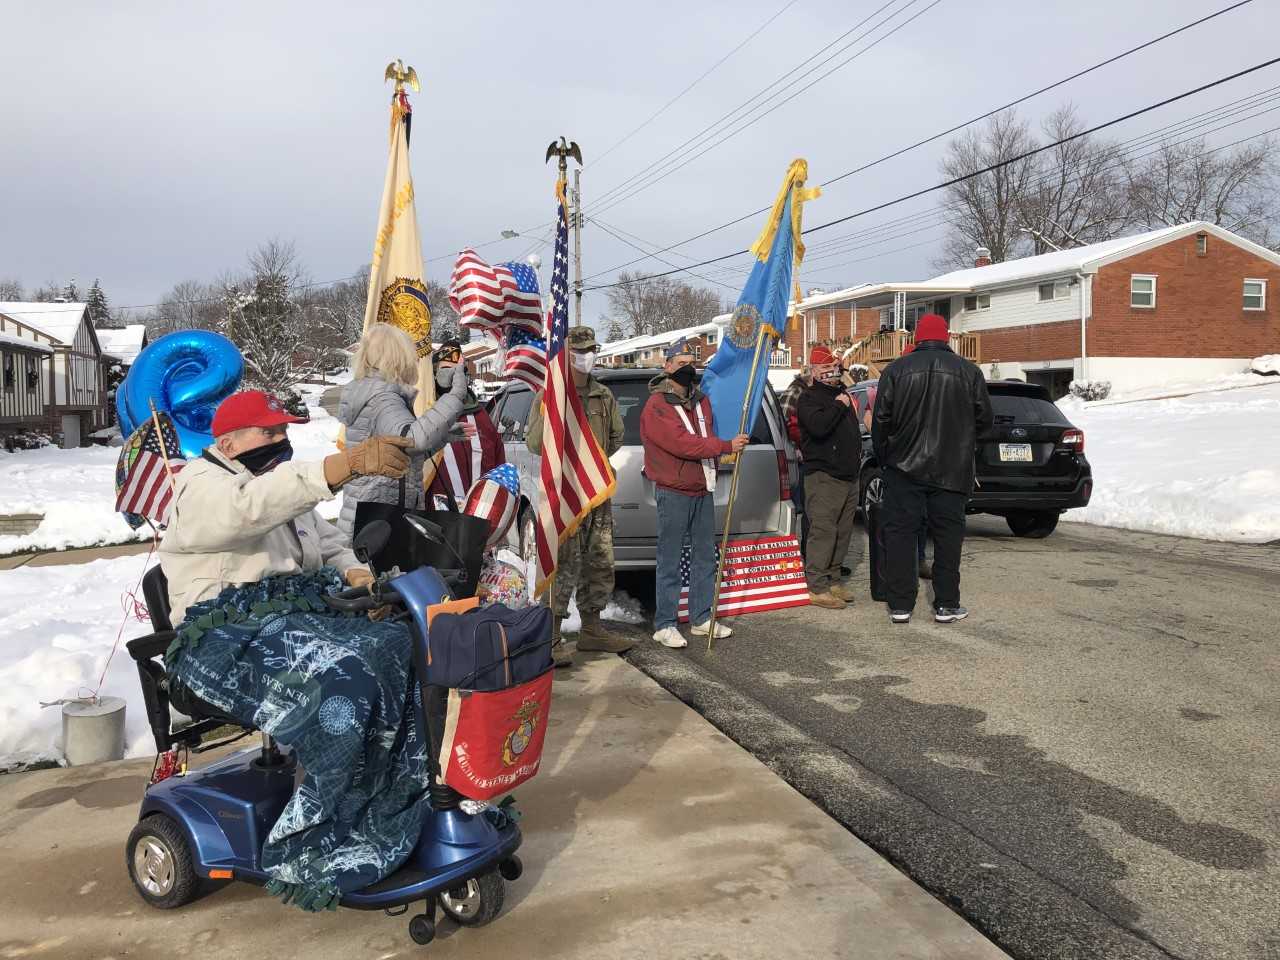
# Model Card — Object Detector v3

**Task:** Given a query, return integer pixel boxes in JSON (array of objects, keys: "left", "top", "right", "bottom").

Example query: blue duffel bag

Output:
[{"left": 426, "top": 603, "right": 553, "bottom": 692}]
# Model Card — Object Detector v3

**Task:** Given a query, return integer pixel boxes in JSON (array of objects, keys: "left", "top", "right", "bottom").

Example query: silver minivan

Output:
[{"left": 490, "top": 368, "right": 798, "bottom": 570}]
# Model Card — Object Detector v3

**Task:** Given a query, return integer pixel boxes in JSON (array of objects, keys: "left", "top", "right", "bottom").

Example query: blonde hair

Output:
[{"left": 353, "top": 323, "right": 418, "bottom": 387}]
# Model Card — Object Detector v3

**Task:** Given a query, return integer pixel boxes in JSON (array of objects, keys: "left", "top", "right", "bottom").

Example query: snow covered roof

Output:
[
  {"left": 96, "top": 324, "right": 148, "bottom": 364},
  {"left": 929, "top": 221, "right": 1280, "bottom": 289},
  {"left": 0, "top": 332, "right": 53, "bottom": 355},
  {"left": 598, "top": 321, "right": 721, "bottom": 359},
  {"left": 0, "top": 301, "right": 88, "bottom": 345}
]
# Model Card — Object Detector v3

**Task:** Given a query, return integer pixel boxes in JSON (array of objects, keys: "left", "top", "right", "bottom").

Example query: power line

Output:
[
  {"left": 588, "top": 218, "right": 744, "bottom": 291},
  {"left": 581, "top": 0, "right": 1259, "bottom": 282},
  {"left": 589, "top": 0, "right": 935, "bottom": 213},
  {"left": 591, "top": 0, "right": 802, "bottom": 169},
  {"left": 584, "top": 55, "right": 1280, "bottom": 291}
]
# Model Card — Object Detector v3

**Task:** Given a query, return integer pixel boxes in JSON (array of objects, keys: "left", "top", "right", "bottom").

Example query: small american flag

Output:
[
  {"left": 502, "top": 326, "right": 548, "bottom": 390},
  {"left": 533, "top": 179, "right": 616, "bottom": 596},
  {"left": 449, "top": 249, "right": 544, "bottom": 334},
  {"left": 462, "top": 463, "right": 520, "bottom": 548},
  {"left": 115, "top": 413, "right": 185, "bottom": 529},
  {"left": 678, "top": 535, "right": 809, "bottom": 622}
]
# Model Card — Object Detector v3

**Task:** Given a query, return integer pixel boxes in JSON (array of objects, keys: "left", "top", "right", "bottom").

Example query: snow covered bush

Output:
[
  {"left": 1251, "top": 355, "right": 1280, "bottom": 376},
  {"left": 1069, "top": 380, "right": 1112, "bottom": 401},
  {"left": 4, "top": 431, "right": 53, "bottom": 452}
]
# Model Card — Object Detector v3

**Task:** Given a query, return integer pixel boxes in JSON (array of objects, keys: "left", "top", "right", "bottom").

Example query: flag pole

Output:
[
  {"left": 706, "top": 323, "right": 772, "bottom": 652},
  {"left": 146, "top": 398, "right": 178, "bottom": 493}
]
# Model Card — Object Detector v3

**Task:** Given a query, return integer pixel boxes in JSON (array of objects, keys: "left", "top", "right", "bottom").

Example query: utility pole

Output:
[{"left": 572, "top": 167, "right": 584, "bottom": 325}]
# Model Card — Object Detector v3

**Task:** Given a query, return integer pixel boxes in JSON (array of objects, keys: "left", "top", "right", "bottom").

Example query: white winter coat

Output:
[{"left": 159, "top": 448, "right": 360, "bottom": 623}]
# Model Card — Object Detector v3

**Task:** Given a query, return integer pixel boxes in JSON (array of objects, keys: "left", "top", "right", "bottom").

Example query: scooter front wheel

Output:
[
  {"left": 438, "top": 869, "right": 504, "bottom": 927},
  {"left": 126, "top": 814, "right": 200, "bottom": 909}
]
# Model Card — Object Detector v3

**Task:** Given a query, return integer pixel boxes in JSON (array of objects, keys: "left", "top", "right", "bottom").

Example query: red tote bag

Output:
[{"left": 436, "top": 670, "right": 554, "bottom": 801}]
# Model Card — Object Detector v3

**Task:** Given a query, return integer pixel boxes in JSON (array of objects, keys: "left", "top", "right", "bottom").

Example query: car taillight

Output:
[
  {"left": 1060, "top": 428, "right": 1084, "bottom": 453},
  {"left": 776, "top": 450, "right": 791, "bottom": 501}
]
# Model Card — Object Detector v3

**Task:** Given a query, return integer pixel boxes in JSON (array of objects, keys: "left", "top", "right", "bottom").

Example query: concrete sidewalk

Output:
[
  {"left": 0, "top": 655, "right": 1006, "bottom": 960},
  {"left": 0, "top": 540, "right": 152, "bottom": 569}
]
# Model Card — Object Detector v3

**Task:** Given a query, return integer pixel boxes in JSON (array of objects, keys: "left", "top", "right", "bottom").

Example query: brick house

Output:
[
  {"left": 791, "top": 221, "right": 1280, "bottom": 397},
  {"left": 0, "top": 301, "right": 110, "bottom": 446}
]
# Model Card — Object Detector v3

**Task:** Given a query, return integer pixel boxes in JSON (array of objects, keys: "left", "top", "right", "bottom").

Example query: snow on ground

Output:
[
  {"left": 0, "top": 379, "right": 346, "bottom": 553},
  {"left": 1059, "top": 378, "right": 1280, "bottom": 543},
  {"left": 0, "top": 553, "right": 160, "bottom": 768}
]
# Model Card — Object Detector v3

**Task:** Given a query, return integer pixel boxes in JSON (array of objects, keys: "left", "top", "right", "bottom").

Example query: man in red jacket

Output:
[{"left": 640, "top": 339, "right": 749, "bottom": 649}]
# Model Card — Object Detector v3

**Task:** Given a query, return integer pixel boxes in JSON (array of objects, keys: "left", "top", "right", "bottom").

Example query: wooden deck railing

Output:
[{"left": 844, "top": 330, "right": 981, "bottom": 367}]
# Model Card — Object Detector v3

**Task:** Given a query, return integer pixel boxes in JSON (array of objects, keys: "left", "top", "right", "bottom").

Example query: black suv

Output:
[{"left": 851, "top": 379, "right": 1092, "bottom": 538}]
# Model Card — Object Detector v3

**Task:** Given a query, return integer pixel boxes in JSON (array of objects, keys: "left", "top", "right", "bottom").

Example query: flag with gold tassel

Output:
[{"left": 363, "top": 60, "right": 435, "bottom": 413}]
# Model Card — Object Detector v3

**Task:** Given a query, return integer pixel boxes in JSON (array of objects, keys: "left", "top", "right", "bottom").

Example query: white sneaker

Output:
[
  {"left": 652, "top": 626, "right": 688, "bottom": 649},
  {"left": 690, "top": 619, "right": 733, "bottom": 639}
]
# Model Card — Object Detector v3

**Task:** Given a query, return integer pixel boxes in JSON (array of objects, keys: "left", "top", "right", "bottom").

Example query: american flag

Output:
[
  {"left": 448, "top": 248, "right": 544, "bottom": 334},
  {"left": 677, "top": 535, "right": 810, "bottom": 622},
  {"left": 533, "top": 179, "right": 616, "bottom": 596},
  {"left": 462, "top": 462, "right": 521, "bottom": 549},
  {"left": 502, "top": 326, "right": 548, "bottom": 390},
  {"left": 114, "top": 412, "right": 185, "bottom": 529}
]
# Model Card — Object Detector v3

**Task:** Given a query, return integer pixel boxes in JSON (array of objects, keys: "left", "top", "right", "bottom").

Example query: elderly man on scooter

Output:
[{"left": 160, "top": 390, "right": 433, "bottom": 911}]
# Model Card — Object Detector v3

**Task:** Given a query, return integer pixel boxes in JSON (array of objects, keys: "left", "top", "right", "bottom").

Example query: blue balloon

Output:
[{"left": 117, "top": 331, "right": 244, "bottom": 459}]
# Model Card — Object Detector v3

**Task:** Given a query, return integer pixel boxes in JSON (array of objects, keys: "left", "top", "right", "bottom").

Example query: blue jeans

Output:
[{"left": 655, "top": 486, "right": 716, "bottom": 631}]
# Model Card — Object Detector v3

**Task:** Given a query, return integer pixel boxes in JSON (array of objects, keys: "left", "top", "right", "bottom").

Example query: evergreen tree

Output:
[
  {"left": 86, "top": 279, "right": 112, "bottom": 326},
  {"left": 62, "top": 278, "right": 80, "bottom": 301}
]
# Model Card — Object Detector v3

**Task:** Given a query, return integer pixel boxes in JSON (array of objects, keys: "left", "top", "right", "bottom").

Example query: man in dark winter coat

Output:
[
  {"left": 871, "top": 314, "right": 993, "bottom": 624},
  {"left": 796, "top": 345, "right": 861, "bottom": 610}
]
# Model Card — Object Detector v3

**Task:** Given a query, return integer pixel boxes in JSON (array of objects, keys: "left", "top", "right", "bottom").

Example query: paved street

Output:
[{"left": 620, "top": 518, "right": 1280, "bottom": 960}]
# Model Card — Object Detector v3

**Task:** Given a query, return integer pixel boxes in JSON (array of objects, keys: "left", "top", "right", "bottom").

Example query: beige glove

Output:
[
  {"left": 324, "top": 435, "right": 412, "bottom": 488},
  {"left": 345, "top": 568, "right": 375, "bottom": 590}
]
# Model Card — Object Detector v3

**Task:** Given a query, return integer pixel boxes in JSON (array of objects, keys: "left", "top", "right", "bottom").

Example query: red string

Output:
[{"left": 92, "top": 535, "right": 158, "bottom": 701}]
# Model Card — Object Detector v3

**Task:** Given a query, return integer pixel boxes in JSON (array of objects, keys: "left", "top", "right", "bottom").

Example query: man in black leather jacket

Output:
[{"left": 871, "top": 314, "right": 993, "bottom": 624}]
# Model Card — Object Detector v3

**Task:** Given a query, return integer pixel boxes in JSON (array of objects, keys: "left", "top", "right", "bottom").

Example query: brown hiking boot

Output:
[
  {"left": 808, "top": 590, "right": 847, "bottom": 610},
  {"left": 576, "top": 612, "right": 636, "bottom": 654},
  {"left": 551, "top": 617, "right": 573, "bottom": 668},
  {"left": 829, "top": 583, "right": 857, "bottom": 603}
]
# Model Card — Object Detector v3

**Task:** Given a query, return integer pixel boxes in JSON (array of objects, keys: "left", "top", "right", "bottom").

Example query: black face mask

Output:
[
  {"left": 235, "top": 437, "right": 293, "bottom": 475},
  {"left": 670, "top": 364, "right": 697, "bottom": 390}
]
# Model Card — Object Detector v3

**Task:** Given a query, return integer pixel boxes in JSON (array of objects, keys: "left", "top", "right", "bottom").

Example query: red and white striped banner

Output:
[{"left": 678, "top": 534, "right": 809, "bottom": 622}]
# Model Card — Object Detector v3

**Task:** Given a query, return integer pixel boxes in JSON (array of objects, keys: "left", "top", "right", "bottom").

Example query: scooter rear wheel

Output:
[
  {"left": 126, "top": 814, "right": 200, "bottom": 909},
  {"left": 438, "top": 869, "right": 504, "bottom": 927}
]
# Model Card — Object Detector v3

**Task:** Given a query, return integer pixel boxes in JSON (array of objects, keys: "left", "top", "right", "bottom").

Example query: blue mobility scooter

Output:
[{"left": 125, "top": 517, "right": 524, "bottom": 946}]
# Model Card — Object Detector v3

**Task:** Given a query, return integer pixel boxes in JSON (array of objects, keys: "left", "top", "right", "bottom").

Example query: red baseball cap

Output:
[{"left": 211, "top": 390, "right": 308, "bottom": 437}]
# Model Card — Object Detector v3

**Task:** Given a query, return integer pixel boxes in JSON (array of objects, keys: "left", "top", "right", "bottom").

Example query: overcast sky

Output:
[{"left": 2, "top": 0, "right": 1277, "bottom": 333}]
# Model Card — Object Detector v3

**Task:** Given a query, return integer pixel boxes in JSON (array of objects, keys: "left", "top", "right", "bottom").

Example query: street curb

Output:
[{"left": 623, "top": 642, "right": 1180, "bottom": 960}]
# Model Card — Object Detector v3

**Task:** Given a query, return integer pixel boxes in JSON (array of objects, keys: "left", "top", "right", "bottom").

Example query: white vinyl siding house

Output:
[{"left": 949, "top": 280, "right": 1082, "bottom": 334}]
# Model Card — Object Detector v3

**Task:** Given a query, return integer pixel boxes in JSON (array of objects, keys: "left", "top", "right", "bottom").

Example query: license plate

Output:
[{"left": 999, "top": 443, "right": 1033, "bottom": 463}]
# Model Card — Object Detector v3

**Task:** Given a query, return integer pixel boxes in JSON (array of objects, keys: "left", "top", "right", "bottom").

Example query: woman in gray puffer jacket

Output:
[{"left": 336, "top": 323, "right": 469, "bottom": 538}]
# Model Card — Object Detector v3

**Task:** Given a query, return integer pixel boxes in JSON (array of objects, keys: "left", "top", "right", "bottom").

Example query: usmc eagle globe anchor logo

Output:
[{"left": 501, "top": 697, "right": 542, "bottom": 767}]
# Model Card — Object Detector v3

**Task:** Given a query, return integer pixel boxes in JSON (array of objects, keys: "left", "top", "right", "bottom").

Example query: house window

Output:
[
  {"left": 1038, "top": 279, "right": 1070, "bottom": 302},
  {"left": 2, "top": 353, "right": 12, "bottom": 394},
  {"left": 693, "top": 345, "right": 702, "bottom": 360},
  {"left": 1130, "top": 275, "right": 1157, "bottom": 308},
  {"left": 705, "top": 330, "right": 717, "bottom": 345},
  {"left": 25, "top": 356, "right": 37, "bottom": 391},
  {"left": 1244, "top": 279, "right": 1267, "bottom": 311},
  {"left": 1196, "top": 233, "right": 1208, "bottom": 255},
  {"left": 963, "top": 294, "right": 991, "bottom": 312}
]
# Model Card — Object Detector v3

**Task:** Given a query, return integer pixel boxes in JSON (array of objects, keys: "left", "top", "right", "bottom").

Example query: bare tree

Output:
[
  {"left": 937, "top": 111, "right": 1039, "bottom": 268},
  {"left": 1017, "top": 104, "right": 1130, "bottom": 254},
  {"left": 0, "top": 279, "right": 23, "bottom": 300},
  {"left": 425, "top": 279, "right": 463, "bottom": 342},
  {"left": 1125, "top": 136, "right": 1278, "bottom": 247},
  {"left": 152, "top": 279, "right": 220, "bottom": 336},
  {"left": 606, "top": 272, "right": 723, "bottom": 336}
]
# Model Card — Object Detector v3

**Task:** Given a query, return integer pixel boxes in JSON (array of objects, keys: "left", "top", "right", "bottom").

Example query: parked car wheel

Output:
[
  {"left": 1006, "top": 510, "right": 1060, "bottom": 539},
  {"left": 859, "top": 465, "right": 883, "bottom": 515}
]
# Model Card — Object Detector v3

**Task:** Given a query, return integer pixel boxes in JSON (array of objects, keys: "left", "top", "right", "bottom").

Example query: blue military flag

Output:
[{"left": 700, "top": 159, "right": 819, "bottom": 439}]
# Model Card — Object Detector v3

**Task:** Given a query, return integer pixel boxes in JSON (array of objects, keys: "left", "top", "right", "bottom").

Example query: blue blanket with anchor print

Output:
[{"left": 165, "top": 568, "right": 430, "bottom": 911}]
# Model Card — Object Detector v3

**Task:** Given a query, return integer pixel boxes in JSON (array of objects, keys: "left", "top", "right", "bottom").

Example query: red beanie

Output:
[
  {"left": 809, "top": 344, "right": 838, "bottom": 366},
  {"left": 212, "top": 390, "right": 308, "bottom": 437},
  {"left": 915, "top": 314, "right": 949, "bottom": 343}
]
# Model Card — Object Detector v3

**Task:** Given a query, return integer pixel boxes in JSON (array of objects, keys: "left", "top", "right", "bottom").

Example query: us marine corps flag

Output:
[{"left": 363, "top": 60, "right": 435, "bottom": 414}]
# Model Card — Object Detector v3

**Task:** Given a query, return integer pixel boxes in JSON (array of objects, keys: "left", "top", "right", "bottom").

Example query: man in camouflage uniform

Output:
[{"left": 527, "top": 326, "right": 633, "bottom": 666}]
